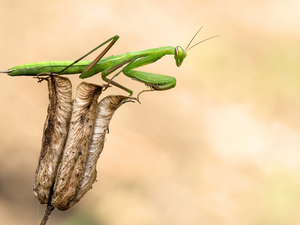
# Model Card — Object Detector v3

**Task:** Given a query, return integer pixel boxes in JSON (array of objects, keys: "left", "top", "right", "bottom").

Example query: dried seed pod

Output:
[
  {"left": 67, "top": 95, "right": 132, "bottom": 208},
  {"left": 33, "top": 75, "right": 72, "bottom": 204},
  {"left": 50, "top": 82, "right": 103, "bottom": 210}
]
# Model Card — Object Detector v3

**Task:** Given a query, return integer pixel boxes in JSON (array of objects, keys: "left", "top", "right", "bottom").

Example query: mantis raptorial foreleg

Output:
[
  {"left": 122, "top": 53, "right": 177, "bottom": 92},
  {"left": 100, "top": 53, "right": 176, "bottom": 97},
  {"left": 122, "top": 53, "right": 177, "bottom": 99}
]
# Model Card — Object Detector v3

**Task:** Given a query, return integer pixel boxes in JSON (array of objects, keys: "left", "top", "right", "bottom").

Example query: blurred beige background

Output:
[{"left": 0, "top": 0, "right": 300, "bottom": 224}]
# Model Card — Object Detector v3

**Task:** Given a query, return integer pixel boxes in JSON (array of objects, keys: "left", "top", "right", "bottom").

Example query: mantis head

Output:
[
  {"left": 174, "top": 46, "right": 187, "bottom": 67},
  {"left": 174, "top": 27, "right": 218, "bottom": 67}
]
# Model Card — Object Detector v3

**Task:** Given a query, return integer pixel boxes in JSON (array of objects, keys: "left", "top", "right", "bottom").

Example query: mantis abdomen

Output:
[{"left": 7, "top": 60, "right": 94, "bottom": 76}]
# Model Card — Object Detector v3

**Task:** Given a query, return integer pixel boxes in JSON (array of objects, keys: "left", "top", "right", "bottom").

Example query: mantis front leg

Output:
[
  {"left": 101, "top": 53, "right": 177, "bottom": 97},
  {"left": 123, "top": 53, "right": 177, "bottom": 95}
]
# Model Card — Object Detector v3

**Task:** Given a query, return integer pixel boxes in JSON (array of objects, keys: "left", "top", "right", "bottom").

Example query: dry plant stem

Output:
[
  {"left": 51, "top": 82, "right": 103, "bottom": 210},
  {"left": 39, "top": 204, "right": 54, "bottom": 225},
  {"left": 33, "top": 75, "right": 72, "bottom": 204}
]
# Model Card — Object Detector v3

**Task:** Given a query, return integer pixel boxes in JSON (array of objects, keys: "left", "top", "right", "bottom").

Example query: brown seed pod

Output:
[
  {"left": 66, "top": 95, "right": 132, "bottom": 208},
  {"left": 33, "top": 75, "right": 72, "bottom": 204},
  {"left": 50, "top": 82, "right": 103, "bottom": 210}
]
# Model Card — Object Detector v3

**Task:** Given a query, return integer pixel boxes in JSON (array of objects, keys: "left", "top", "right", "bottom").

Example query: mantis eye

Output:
[{"left": 174, "top": 46, "right": 187, "bottom": 67}]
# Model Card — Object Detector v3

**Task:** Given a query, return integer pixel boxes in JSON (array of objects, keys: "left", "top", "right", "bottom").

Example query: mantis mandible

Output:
[{"left": 1, "top": 27, "right": 217, "bottom": 97}]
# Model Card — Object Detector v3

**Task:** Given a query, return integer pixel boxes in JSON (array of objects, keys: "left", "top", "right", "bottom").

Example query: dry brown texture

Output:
[
  {"left": 50, "top": 82, "right": 102, "bottom": 210},
  {"left": 33, "top": 75, "right": 72, "bottom": 204},
  {"left": 34, "top": 79, "right": 132, "bottom": 213},
  {"left": 69, "top": 95, "right": 131, "bottom": 207}
]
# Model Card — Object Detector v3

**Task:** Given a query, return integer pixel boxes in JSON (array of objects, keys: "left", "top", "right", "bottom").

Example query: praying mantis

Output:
[{"left": 1, "top": 27, "right": 217, "bottom": 98}]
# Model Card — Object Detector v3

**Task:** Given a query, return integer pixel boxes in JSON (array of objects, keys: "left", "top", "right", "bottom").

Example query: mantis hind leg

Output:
[
  {"left": 80, "top": 35, "right": 120, "bottom": 78},
  {"left": 61, "top": 35, "right": 120, "bottom": 77}
]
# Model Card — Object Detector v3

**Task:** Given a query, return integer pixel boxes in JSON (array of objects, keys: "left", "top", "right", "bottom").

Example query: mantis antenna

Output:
[{"left": 185, "top": 27, "right": 219, "bottom": 52}]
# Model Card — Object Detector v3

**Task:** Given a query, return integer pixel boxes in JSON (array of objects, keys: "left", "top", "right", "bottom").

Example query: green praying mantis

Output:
[{"left": 1, "top": 27, "right": 217, "bottom": 98}]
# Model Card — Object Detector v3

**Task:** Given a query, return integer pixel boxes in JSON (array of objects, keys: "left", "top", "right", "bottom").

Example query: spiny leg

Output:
[
  {"left": 101, "top": 53, "right": 174, "bottom": 97},
  {"left": 122, "top": 53, "right": 176, "bottom": 97},
  {"left": 102, "top": 50, "right": 175, "bottom": 97}
]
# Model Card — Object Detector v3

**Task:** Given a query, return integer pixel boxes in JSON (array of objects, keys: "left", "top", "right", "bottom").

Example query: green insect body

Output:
[
  {"left": 7, "top": 60, "right": 91, "bottom": 76},
  {"left": 1, "top": 28, "right": 216, "bottom": 96}
]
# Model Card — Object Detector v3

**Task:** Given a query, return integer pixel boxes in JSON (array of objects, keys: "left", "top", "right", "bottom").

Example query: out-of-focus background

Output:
[{"left": 0, "top": 0, "right": 300, "bottom": 224}]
